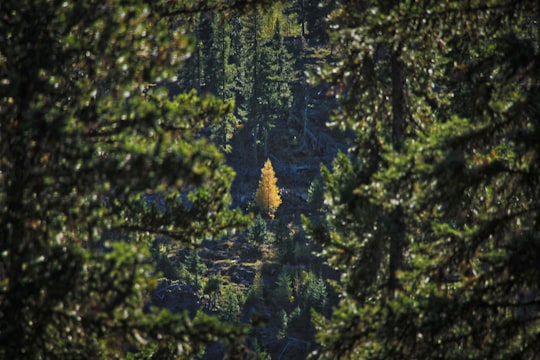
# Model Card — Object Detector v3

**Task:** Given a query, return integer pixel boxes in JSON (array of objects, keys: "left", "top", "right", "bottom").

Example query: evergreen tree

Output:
[
  {"left": 255, "top": 159, "right": 282, "bottom": 219},
  {"left": 274, "top": 268, "right": 293, "bottom": 308},
  {"left": 276, "top": 220, "right": 295, "bottom": 262},
  {"left": 202, "top": 12, "right": 238, "bottom": 102},
  {"left": 240, "top": 9, "right": 266, "bottom": 164},
  {"left": 185, "top": 248, "right": 207, "bottom": 294},
  {"left": 152, "top": 237, "right": 180, "bottom": 280},
  {"left": 204, "top": 13, "right": 240, "bottom": 153},
  {"left": 237, "top": 10, "right": 294, "bottom": 163},
  {"left": 203, "top": 13, "right": 222, "bottom": 96},
  {"left": 257, "top": 19, "right": 294, "bottom": 158},
  {"left": 176, "top": 45, "right": 201, "bottom": 93},
  {"left": 299, "top": 271, "right": 327, "bottom": 313},
  {"left": 307, "top": 177, "right": 325, "bottom": 213},
  {"left": 277, "top": 309, "right": 288, "bottom": 339},
  {"left": 220, "top": 285, "right": 245, "bottom": 322},
  {"left": 247, "top": 214, "right": 269, "bottom": 244},
  {"left": 311, "top": 1, "right": 540, "bottom": 359},
  {"left": 246, "top": 270, "right": 265, "bottom": 305},
  {"left": 0, "top": 0, "right": 251, "bottom": 357},
  {"left": 204, "top": 274, "right": 223, "bottom": 310},
  {"left": 294, "top": 0, "right": 334, "bottom": 41}
]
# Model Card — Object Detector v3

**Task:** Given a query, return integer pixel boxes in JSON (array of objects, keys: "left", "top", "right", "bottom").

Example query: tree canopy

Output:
[
  {"left": 2, "top": 0, "right": 540, "bottom": 358},
  {"left": 0, "top": 0, "right": 251, "bottom": 357},
  {"left": 310, "top": 0, "right": 540, "bottom": 358}
]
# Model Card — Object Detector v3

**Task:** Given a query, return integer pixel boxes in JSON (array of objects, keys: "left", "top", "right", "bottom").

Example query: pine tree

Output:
[
  {"left": 277, "top": 309, "right": 288, "bottom": 339},
  {"left": 246, "top": 270, "right": 265, "bottom": 305},
  {"left": 220, "top": 285, "right": 245, "bottom": 322},
  {"left": 185, "top": 248, "right": 207, "bottom": 294},
  {"left": 236, "top": 11, "right": 294, "bottom": 163},
  {"left": 247, "top": 214, "right": 269, "bottom": 244},
  {"left": 0, "top": 1, "right": 250, "bottom": 358},
  {"left": 204, "top": 13, "right": 239, "bottom": 153},
  {"left": 310, "top": 1, "right": 540, "bottom": 359},
  {"left": 204, "top": 274, "right": 223, "bottom": 310},
  {"left": 291, "top": 0, "right": 334, "bottom": 41},
  {"left": 274, "top": 268, "right": 293, "bottom": 308},
  {"left": 307, "top": 177, "right": 325, "bottom": 212},
  {"left": 258, "top": 19, "right": 294, "bottom": 159},
  {"left": 255, "top": 159, "right": 282, "bottom": 219},
  {"left": 276, "top": 220, "right": 294, "bottom": 262}
]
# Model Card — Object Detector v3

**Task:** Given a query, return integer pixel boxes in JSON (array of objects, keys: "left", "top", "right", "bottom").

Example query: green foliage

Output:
[
  {"left": 0, "top": 0, "right": 250, "bottom": 357},
  {"left": 275, "top": 220, "right": 295, "bottom": 263},
  {"left": 202, "top": 13, "right": 240, "bottom": 153},
  {"left": 249, "top": 337, "right": 272, "bottom": 360},
  {"left": 151, "top": 237, "right": 180, "bottom": 280},
  {"left": 274, "top": 268, "right": 293, "bottom": 308},
  {"left": 247, "top": 214, "right": 270, "bottom": 244},
  {"left": 259, "top": 19, "right": 294, "bottom": 126},
  {"left": 174, "top": 3, "right": 298, "bottom": 162},
  {"left": 277, "top": 309, "right": 289, "bottom": 339},
  {"left": 295, "top": 270, "right": 327, "bottom": 313},
  {"left": 293, "top": 242, "right": 311, "bottom": 264},
  {"left": 156, "top": 255, "right": 180, "bottom": 281},
  {"left": 181, "top": 249, "right": 207, "bottom": 293},
  {"left": 219, "top": 285, "right": 246, "bottom": 322},
  {"left": 312, "top": 1, "right": 540, "bottom": 359},
  {"left": 12, "top": 0, "right": 540, "bottom": 358},
  {"left": 210, "top": 111, "right": 239, "bottom": 153},
  {"left": 307, "top": 177, "right": 325, "bottom": 212},
  {"left": 237, "top": 10, "right": 295, "bottom": 161},
  {"left": 286, "top": 0, "right": 333, "bottom": 40},
  {"left": 237, "top": 9, "right": 264, "bottom": 125},
  {"left": 303, "top": 0, "right": 334, "bottom": 41},
  {"left": 285, "top": 306, "right": 306, "bottom": 337},
  {"left": 204, "top": 274, "right": 223, "bottom": 309},
  {"left": 246, "top": 270, "right": 265, "bottom": 306}
]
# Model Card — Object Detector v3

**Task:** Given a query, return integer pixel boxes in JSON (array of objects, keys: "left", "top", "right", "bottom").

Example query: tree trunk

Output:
[
  {"left": 263, "top": 126, "right": 268, "bottom": 160},
  {"left": 301, "top": 0, "right": 305, "bottom": 37},
  {"left": 391, "top": 49, "right": 405, "bottom": 152},
  {"left": 388, "top": 48, "right": 406, "bottom": 297},
  {"left": 221, "top": 14, "right": 226, "bottom": 101},
  {"left": 253, "top": 124, "right": 259, "bottom": 165},
  {"left": 252, "top": 14, "right": 259, "bottom": 165},
  {"left": 302, "top": 85, "right": 309, "bottom": 147}
]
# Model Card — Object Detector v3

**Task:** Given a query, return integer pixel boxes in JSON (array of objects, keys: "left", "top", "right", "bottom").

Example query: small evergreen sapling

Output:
[
  {"left": 307, "top": 177, "right": 325, "bottom": 212},
  {"left": 274, "top": 268, "right": 293, "bottom": 308},
  {"left": 247, "top": 214, "right": 269, "bottom": 244}
]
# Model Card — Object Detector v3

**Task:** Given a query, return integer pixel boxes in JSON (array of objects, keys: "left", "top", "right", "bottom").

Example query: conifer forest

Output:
[{"left": 2, "top": 1, "right": 540, "bottom": 359}]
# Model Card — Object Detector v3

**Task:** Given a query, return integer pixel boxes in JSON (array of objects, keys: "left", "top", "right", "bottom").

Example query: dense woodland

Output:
[{"left": 1, "top": 0, "right": 539, "bottom": 359}]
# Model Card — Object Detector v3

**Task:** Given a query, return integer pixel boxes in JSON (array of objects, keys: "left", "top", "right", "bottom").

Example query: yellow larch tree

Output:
[{"left": 255, "top": 159, "right": 282, "bottom": 219}]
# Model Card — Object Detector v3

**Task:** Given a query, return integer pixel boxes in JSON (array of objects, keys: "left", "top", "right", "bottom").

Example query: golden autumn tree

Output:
[{"left": 255, "top": 159, "right": 282, "bottom": 219}]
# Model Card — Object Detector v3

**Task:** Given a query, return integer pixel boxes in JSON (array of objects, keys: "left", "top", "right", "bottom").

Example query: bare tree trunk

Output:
[
  {"left": 263, "top": 126, "right": 268, "bottom": 160},
  {"left": 221, "top": 14, "right": 226, "bottom": 102},
  {"left": 302, "top": 85, "right": 309, "bottom": 147},
  {"left": 301, "top": 0, "right": 305, "bottom": 37},
  {"left": 253, "top": 124, "right": 259, "bottom": 165},
  {"left": 391, "top": 49, "right": 405, "bottom": 152},
  {"left": 252, "top": 14, "right": 259, "bottom": 166}
]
